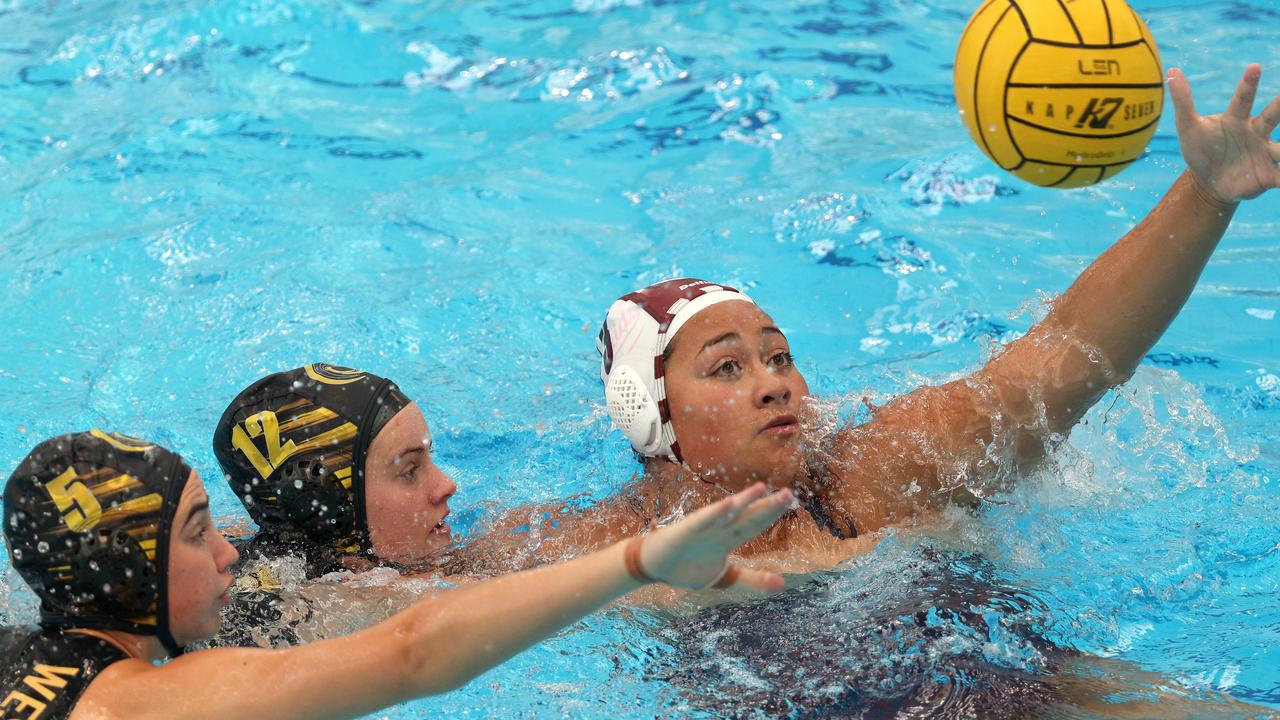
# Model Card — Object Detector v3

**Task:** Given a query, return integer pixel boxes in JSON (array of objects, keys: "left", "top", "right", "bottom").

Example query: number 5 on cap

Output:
[{"left": 45, "top": 468, "right": 103, "bottom": 532}]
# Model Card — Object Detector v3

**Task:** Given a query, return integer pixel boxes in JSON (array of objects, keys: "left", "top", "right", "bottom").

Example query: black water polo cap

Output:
[
  {"left": 212, "top": 363, "right": 408, "bottom": 555},
  {"left": 3, "top": 430, "right": 190, "bottom": 656}
]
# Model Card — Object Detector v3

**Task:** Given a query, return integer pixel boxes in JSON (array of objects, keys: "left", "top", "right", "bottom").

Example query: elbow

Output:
[
  {"left": 1043, "top": 365, "right": 1134, "bottom": 433},
  {"left": 390, "top": 611, "right": 473, "bottom": 697},
  {"left": 986, "top": 337, "right": 1132, "bottom": 436}
]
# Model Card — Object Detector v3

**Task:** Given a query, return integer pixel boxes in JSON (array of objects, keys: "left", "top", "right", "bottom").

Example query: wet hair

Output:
[
  {"left": 3, "top": 430, "right": 190, "bottom": 656},
  {"left": 212, "top": 363, "right": 408, "bottom": 557}
]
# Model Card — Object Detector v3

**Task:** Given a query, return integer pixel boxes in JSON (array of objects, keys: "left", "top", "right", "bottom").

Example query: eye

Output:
[
  {"left": 713, "top": 360, "right": 741, "bottom": 377},
  {"left": 768, "top": 351, "right": 794, "bottom": 368},
  {"left": 399, "top": 463, "right": 419, "bottom": 482}
]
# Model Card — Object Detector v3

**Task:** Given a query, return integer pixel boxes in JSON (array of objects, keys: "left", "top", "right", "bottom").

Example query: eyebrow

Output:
[
  {"left": 181, "top": 501, "right": 210, "bottom": 528},
  {"left": 699, "top": 332, "right": 740, "bottom": 354},
  {"left": 698, "top": 326, "right": 785, "bottom": 355},
  {"left": 397, "top": 447, "right": 426, "bottom": 463}
]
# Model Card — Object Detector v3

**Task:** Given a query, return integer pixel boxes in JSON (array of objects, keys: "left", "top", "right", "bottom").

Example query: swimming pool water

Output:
[{"left": 1, "top": 0, "right": 1278, "bottom": 716}]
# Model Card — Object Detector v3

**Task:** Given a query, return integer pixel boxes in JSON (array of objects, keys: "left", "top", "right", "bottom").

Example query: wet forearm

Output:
[
  {"left": 1046, "top": 170, "right": 1236, "bottom": 379},
  {"left": 975, "top": 170, "right": 1237, "bottom": 456},
  {"left": 391, "top": 540, "right": 640, "bottom": 695}
]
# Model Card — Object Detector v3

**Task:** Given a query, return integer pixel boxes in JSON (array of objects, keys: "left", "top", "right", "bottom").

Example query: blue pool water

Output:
[{"left": 2, "top": 0, "right": 1278, "bottom": 716}]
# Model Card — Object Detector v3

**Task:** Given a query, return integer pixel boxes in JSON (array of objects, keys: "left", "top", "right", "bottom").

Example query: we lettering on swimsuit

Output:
[{"left": 2, "top": 663, "right": 79, "bottom": 720}]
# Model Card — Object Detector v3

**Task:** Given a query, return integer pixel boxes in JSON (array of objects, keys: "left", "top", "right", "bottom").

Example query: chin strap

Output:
[
  {"left": 350, "top": 378, "right": 395, "bottom": 556},
  {"left": 154, "top": 452, "right": 189, "bottom": 658},
  {"left": 157, "top": 629, "right": 183, "bottom": 658}
]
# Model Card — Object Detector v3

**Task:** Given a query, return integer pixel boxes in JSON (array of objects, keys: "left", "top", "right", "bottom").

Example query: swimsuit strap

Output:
[
  {"left": 796, "top": 486, "right": 858, "bottom": 540},
  {"left": 624, "top": 493, "right": 651, "bottom": 524}
]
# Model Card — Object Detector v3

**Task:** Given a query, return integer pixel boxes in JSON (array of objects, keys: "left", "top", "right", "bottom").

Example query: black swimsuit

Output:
[
  {"left": 795, "top": 485, "right": 859, "bottom": 540},
  {"left": 230, "top": 532, "right": 347, "bottom": 579},
  {"left": 208, "top": 533, "right": 331, "bottom": 649},
  {"left": 0, "top": 627, "right": 128, "bottom": 720}
]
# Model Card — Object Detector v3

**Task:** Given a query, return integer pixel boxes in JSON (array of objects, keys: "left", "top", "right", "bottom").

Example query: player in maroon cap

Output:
[{"left": 460, "top": 65, "right": 1280, "bottom": 579}]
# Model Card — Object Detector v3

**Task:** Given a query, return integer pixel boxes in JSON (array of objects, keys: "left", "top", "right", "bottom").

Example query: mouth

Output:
[
  {"left": 430, "top": 511, "right": 451, "bottom": 536},
  {"left": 759, "top": 414, "right": 799, "bottom": 437}
]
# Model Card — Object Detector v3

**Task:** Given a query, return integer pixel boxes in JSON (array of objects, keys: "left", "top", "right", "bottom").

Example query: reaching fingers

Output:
[
  {"left": 1271, "top": 142, "right": 1280, "bottom": 163},
  {"left": 1167, "top": 67, "right": 1198, "bottom": 133},
  {"left": 715, "top": 483, "right": 769, "bottom": 528},
  {"left": 685, "top": 483, "right": 766, "bottom": 532},
  {"left": 641, "top": 487, "right": 790, "bottom": 590},
  {"left": 1258, "top": 94, "right": 1280, "bottom": 137},
  {"left": 1226, "top": 63, "right": 1262, "bottom": 120},
  {"left": 727, "top": 488, "right": 794, "bottom": 538},
  {"left": 728, "top": 482, "right": 768, "bottom": 513}
]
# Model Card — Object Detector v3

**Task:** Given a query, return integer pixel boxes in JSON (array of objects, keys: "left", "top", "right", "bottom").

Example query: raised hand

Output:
[
  {"left": 1168, "top": 64, "right": 1280, "bottom": 204},
  {"left": 637, "top": 483, "right": 793, "bottom": 593}
]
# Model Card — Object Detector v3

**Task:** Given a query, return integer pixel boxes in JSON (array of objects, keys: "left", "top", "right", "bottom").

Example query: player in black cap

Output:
[
  {"left": 212, "top": 362, "right": 450, "bottom": 575},
  {"left": 1, "top": 429, "right": 792, "bottom": 719}
]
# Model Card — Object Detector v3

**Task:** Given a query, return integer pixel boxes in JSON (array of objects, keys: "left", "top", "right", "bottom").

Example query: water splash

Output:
[
  {"left": 401, "top": 41, "right": 690, "bottom": 104},
  {"left": 886, "top": 155, "right": 1017, "bottom": 216}
]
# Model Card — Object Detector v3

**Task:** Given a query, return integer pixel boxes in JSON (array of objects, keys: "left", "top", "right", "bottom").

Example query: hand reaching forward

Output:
[
  {"left": 637, "top": 483, "right": 794, "bottom": 593},
  {"left": 1169, "top": 64, "right": 1280, "bottom": 204}
]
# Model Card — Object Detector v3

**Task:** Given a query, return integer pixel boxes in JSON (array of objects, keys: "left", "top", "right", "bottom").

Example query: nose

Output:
[
  {"left": 214, "top": 531, "right": 240, "bottom": 573},
  {"left": 427, "top": 464, "right": 457, "bottom": 506},
  {"left": 754, "top": 365, "right": 792, "bottom": 408}
]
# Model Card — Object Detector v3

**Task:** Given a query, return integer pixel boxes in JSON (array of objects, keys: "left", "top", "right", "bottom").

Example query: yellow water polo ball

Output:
[{"left": 954, "top": 0, "right": 1164, "bottom": 188}]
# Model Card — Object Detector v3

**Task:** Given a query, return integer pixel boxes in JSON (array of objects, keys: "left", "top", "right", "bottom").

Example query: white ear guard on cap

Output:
[
  {"left": 605, "top": 365, "right": 663, "bottom": 453},
  {"left": 598, "top": 279, "right": 754, "bottom": 463}
]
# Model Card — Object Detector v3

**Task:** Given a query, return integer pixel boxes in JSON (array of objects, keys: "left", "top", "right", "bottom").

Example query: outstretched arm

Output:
[
  {"left": 75, "top": 485, "right": 793, "bottom": 720},
  {"left": 825, "top": 66, "right": 1280, "bottom": 530},
  {"left": 987, "top": 65, "right": 1279, "bottom": 438}
]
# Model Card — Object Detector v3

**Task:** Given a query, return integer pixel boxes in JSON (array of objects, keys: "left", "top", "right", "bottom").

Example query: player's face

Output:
[
  {"left": 364, "top": 404, "right": 457, "bottom": 564},
  {"left": 167, "top": 471, "right": 239, "bottom": 645},
  {"left": 662, "top": 301, "right": 811, "bottom": 489}
]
